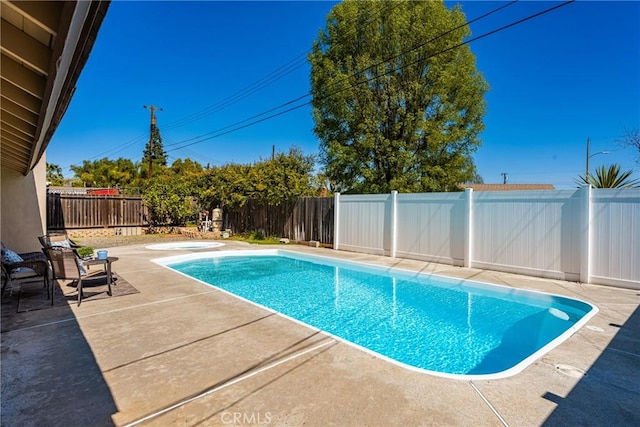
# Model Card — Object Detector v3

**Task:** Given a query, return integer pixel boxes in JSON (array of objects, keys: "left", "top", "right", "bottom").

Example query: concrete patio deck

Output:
[{"left": 1, "top": 241, "right": 638, "bottom": 426}]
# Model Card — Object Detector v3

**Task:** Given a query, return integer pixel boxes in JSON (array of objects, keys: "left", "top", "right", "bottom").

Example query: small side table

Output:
[{"left": 84, "top": 257, "right": 119, "bottom": 296}]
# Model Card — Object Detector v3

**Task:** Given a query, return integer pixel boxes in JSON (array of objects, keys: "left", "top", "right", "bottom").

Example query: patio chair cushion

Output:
[
  {"left": 8, "top": 266, "right": 38, "bottom": 279},
  {"left": 49, "top": 239, "right": 72, "bottom": 248},
  {"left": 78, "top": 260, "right": 87, "bottom": 276},
  {"left": 1, "top": 248, "right": 23, "bottom": 264}
]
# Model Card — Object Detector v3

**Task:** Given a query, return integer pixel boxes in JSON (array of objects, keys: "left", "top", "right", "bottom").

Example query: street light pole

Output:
[
  {"left": 586, "top": 137, "right": 590, "bottom": 181},
  {"left": 585, "top": 137, "right": 610, "bottom": 182}
]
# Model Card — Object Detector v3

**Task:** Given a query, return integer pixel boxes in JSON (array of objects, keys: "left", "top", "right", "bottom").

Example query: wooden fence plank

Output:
[
  {"left": 47, "top": 193, "right": 147, "bottom": 229},
  {"left": 224, "top": 197, "right": 334, "bottom": 245},
  {"left": 47, "top": 193, "right": 334, "bottom": 244}
]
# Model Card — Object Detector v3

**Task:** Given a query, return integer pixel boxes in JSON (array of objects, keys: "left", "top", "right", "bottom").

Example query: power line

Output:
[
  {"left": 165, "top": 1, "right": 519, "bottom": 151},
  {"left": 161, "top": 1, "right": 398, "bottom": 134},
  {"left": 164, "top": 92, "right": 310, "bottom": 148},
  {"left": 341, "top": 1, "right": 576, "bottom": 102},
  {"left": 88, "top": 132, "right": 148, "bottom": 160},
  {"left": 166, "top": 1, "right": 573, "bottom": 153},
  {"left": 96, "top": 3, "right": 401, "bottom": 159},
  {"left": 343, "top": 1, "right": 518, "bottom": 93},
  {"left": 167, "top": 103, "right": 310, "bottom": 152},
  {"left": 161, "top": 53, "right": 309, "bottom": 132}
]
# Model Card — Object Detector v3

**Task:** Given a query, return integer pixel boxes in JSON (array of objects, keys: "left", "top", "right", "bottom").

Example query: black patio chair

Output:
[
  {"left": 1, "top": 245, "right": 50, "bottom": 302},
  {"left": 38, "top": 232, "right": 82, "bottom": 249},
  {"left": 44, "top": 246, "right": 111, "bottom": 306}
]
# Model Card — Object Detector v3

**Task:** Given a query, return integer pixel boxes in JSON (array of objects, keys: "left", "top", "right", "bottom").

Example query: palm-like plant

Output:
[{"left": 575, "top": 164, "right": 640, "bottom": 188}]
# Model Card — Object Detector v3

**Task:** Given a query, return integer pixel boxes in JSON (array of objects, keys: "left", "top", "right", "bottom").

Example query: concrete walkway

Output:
[{"left": 2, "top": 241, "right": 638, "bottom": 426}]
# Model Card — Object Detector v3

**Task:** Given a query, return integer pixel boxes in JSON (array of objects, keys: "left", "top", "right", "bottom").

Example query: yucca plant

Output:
[{"left": 575, "top": 164, "right": 640, "bottom": 188}]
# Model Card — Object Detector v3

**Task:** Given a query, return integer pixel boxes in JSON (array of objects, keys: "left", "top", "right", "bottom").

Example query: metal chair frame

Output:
[{"left": 44, "top": 246, "right": 111, "bottom": 306}]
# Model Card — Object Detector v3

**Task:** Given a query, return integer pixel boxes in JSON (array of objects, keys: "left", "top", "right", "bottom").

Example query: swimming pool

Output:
[{"left": 154, "top": 250, "right": 598, "bottom": 379}]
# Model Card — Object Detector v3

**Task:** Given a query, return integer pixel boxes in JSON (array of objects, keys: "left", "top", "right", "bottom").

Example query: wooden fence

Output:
[
  {"left": 47, "top": 192, "right": 334, "bottom": 244},
  {"left": 47, "top": 193, "right": 147, "bottom": 230},
  {"left": 225, "top": 197, "right": 334, "bottom": 245}
]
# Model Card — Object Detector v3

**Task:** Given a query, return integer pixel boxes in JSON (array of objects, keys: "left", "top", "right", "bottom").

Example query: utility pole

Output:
[
  {"left": 585, "top": 137, "right": 590, "bottom": 182},
  {"left": 143, "top": 105, "right": 162, "bottom": 179},
  {"left": 501, "top": 172, "right": 508, "bottom": 185},
  {"left": 585, "top": 137, "right": 610, "bottom": 183}
]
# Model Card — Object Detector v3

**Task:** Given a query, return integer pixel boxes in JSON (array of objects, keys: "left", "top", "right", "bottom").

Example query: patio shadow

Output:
[
  {"left": 1, "top": 281, "right": 119, "bottom": 426},
  {"left": 542, "top": 304, "right": 640, "bottom": 426}
]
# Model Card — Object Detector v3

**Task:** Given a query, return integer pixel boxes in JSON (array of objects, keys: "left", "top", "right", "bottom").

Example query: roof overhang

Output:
[{"left": 1, "top": 0, "right": 110, "bottom": 175}]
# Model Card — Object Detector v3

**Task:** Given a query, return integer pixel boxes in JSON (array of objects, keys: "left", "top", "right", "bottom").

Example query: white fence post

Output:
[
  {"left": 390, "top": 190, "right": 398, "bottom": 258},
  {"left": 464, "top": 188, "right": 473, "bottom": 268},
  {"left": 580, "top": 185, "right": 592, "bottom": 284},
  {"left": 333, "top": 192, "right": 340, "bottom": 250}
]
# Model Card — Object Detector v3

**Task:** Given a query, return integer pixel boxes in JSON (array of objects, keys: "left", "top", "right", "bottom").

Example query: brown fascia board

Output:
[
  {"left": 26, "top": 1, "right": 74, "bottom": 175},
  {"left": 29, "top": 0, "right": 111, "bottom": 175}
]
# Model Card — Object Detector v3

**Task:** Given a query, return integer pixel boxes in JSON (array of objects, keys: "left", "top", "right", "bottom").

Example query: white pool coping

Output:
[
  {"left": 152, "top": 249, "right": 599, "bottom": 381},
  {"left": 145, "top": 241, "right": 225, "bottom": 250}
]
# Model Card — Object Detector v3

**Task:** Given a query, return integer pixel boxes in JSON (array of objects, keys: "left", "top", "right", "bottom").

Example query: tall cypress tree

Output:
[{"left": 142, "top": 126, "right": 167, "bottom": 179}]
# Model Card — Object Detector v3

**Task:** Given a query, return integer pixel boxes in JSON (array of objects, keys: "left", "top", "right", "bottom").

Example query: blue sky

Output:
[{"left": 48, "top": 1, "right": 640, "bottom": 189}]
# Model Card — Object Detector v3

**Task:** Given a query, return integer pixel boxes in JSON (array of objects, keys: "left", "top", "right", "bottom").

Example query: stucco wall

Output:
[{"left": 1, "top": 157, "right": 47, "bottom": 253}]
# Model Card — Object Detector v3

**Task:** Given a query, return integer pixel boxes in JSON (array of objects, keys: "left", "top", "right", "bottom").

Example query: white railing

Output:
[{"left": 334, "top": 188, "right": 640, "bottom": 289}]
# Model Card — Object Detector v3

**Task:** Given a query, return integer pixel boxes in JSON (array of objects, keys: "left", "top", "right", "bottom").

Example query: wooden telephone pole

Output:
[{"left": 143, "top": 105, "right": 162, "bottom": 179}]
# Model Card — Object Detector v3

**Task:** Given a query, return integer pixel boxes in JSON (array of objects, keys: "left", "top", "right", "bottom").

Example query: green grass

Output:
[{"left": 228, "top": 231, "right": 282, "bottom": 245}]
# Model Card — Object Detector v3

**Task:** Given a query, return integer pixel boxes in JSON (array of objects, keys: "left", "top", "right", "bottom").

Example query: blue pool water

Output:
[{"left": 156, "top": 250, "right": 598, "bottom": 379}]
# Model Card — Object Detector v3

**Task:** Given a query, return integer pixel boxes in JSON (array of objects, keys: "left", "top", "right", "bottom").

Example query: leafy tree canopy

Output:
[
  {"left": 141, "top": 175, "right": 199, "bottom": 226},
  {"left": 310, "top": 0, "right": 488, "bottom": 193},
  {"left": 195, "top": 147, "right": 319, "bottom": 211},
  {"left": 69, "top": 157, "right": 140, "bottom": 190},
  {"left": 253, "top": 147, "right": 317, "bottom": 204},
  {"left": 65, "top": 145, "right": 320, "bottom": 224},
  {"left": 198, "top": 163, "right": 253, "bottom": 211},
  {"left": 169, "top": 158, "right": 204, "bottom": 177},
  {"left": 46, "top": 163, "right": 65, "bottom": 186}
]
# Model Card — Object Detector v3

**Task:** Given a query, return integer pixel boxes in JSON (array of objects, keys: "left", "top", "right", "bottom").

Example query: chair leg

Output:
[
  {"left": 106, "top": 264, "right": 113, "bottom": 297},
  {"left": 77, "top": 278, "right": 83, "bottom": 306},
  {"left": 1, "top": 276, "right": 7, "bottom": 299},
  {"left": 47, "top": 275, "right": 52, "bottom": 305}
]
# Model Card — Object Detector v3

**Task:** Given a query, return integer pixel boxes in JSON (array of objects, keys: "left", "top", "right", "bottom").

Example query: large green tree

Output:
[{"left": 310, "top": 0, "right": 488, "bottom": 193}]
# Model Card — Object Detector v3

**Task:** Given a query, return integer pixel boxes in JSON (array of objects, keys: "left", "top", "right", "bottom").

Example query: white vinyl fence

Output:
[{"left": 334, "top": 188, "right": 640, "bottom": 289}]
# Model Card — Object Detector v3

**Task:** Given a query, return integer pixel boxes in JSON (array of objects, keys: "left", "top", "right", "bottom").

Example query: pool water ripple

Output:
[{"left": 156, "top": 250, "right": 598, "bottom": 379}]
